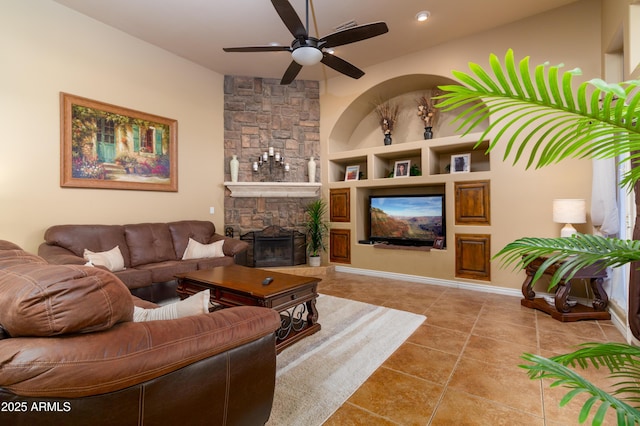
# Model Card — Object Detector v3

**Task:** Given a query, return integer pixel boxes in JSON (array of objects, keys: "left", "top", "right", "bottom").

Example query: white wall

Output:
[{"left": 1, "top": 0, "right": 225, "bottom": 252}]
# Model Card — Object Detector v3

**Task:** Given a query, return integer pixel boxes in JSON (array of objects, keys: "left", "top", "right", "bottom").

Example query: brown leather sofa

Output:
[
  {"left": 38, "top": 220, "right": 248, "bottom": 303},
  {"left": 0, "top": 240, "right": 280, "bottom": 425}
]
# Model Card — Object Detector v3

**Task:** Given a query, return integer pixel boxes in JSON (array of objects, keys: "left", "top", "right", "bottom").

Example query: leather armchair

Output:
[{"left": 0, "top": 240, "right": 280, "bottom": 425}]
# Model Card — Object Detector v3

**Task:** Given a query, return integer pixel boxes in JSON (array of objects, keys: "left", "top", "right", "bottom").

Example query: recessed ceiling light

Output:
[
  {"left": 325, "top": 48, "right": 335, "bottom": 55},
  {"left": 416, "top": 11, "right": 430, "bottom": 22}
]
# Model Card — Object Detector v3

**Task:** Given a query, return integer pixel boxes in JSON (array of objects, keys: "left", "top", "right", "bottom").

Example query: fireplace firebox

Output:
[{"left": 241, "top": 225, "right": 306, "bottom": 267}]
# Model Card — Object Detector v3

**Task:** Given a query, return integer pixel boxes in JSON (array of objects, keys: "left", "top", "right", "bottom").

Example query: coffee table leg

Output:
[
  {"left": 276, "top": 297, "right": 320, "bottom": 343},
  {"left": 306, "top": 298, "right": 319, "bottom": 325}
]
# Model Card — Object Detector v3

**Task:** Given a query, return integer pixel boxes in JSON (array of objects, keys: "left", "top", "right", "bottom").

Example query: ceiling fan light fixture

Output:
[
  {"left": 416, "top": 11, "right": 430, "bottom": 22},
  {"left": 291, "top": 46, "right": 323, "bottom": 66}
]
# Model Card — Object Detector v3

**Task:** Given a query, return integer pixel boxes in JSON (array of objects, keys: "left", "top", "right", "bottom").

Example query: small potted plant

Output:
[{"left": 304, "top": 198, "right": 328, "bottom": 267}]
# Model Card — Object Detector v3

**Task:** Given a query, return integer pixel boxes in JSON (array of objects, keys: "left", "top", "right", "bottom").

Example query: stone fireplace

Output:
[
  {"left": 241, "top": 225, "right": 306, "bottom": 267},
  {"left": 223, "top": 75, "right": 321, "bottom": 245}
]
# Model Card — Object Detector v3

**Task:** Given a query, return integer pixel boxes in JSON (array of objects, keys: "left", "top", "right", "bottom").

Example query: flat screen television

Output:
[{"left": 369, "top": 194, "right": 445, "bottom": 247}]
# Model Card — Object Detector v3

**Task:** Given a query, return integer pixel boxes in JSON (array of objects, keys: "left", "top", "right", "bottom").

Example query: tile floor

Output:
[{"left": 316, "top": 270, "right": 626, "bottom": 425}]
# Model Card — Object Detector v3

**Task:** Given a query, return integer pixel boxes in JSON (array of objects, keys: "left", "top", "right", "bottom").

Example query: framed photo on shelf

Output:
[
  {"left": 393, "top": 160, "right": 410, "bottom": 178},
  {"left": 450, "top": 153, "right": 471, "bottom": 174},
  {"left": 345, "top": 165, "right": 360, "bottom": 181},
  {"left": 432, "top": 236, "right": 445, "bottom": 249}
]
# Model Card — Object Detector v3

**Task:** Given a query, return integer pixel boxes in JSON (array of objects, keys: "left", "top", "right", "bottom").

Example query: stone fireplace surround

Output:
[{"left": 223, "top": 75, "right": 321, "bottom": 242}]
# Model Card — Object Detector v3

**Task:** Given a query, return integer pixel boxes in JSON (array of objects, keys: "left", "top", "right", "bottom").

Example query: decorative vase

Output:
[
  {"left": 384, "top": 133, "right": 392, "bottom": 145},
  {"left": 230, "top": 154, "right": 239, "bottom": 182},
  {"left": 424, "top": 127, "right": 433, "bottom": 140},
  {"left": 308, "top": 156, "right": 317, "bottom": 183}
]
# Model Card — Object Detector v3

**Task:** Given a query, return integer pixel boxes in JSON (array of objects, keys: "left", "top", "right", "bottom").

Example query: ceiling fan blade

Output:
[
  {"left": 281, "top": 61, "right": 303, "bottom": 85},
  {"left": 319, "top": 22, "right": 389, "bottom": 48},
  {"left": 271, "top": 0, "right": 307, "bottom": 39},
  {"left": 321, "top": 54, "right": 365, "bottom": 79},
  {"left": 223, "top": 46, "right": 291, "bottom": 53}
]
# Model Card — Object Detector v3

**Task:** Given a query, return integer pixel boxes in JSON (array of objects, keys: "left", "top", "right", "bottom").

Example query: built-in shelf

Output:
[
  {"left": 224, "top": 182, "right": 321, "bottom": 198},
  {"left": 327, "top": 132, "right": 490, "bottom": 184}
]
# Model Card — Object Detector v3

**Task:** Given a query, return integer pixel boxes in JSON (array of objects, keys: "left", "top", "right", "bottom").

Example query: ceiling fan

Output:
[{"left": 223, "top": 0, "right": 389, "bottom": 84}]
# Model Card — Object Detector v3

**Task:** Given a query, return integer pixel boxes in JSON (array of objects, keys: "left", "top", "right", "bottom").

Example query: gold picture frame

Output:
[{"left": 60, "top": 93, "right": 178, "bottom": 191}]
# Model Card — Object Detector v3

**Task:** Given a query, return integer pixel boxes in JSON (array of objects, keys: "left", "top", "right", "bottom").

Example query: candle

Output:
[
  {"left": 268, "top": 147, "right": 274, "bottom": 156},
  {"left": 253, "top": 161, "right": 258, "bottom": 171},
  {"left": 284, "top": 163, "right": 290, "bottom": 172},
  {"left": 275, "top": 152, "right": 280, "bottom": 162}
]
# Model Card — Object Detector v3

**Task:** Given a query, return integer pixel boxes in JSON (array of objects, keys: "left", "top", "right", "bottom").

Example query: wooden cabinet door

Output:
[
  {"left": 455, "top": 234, "right": 491, "bottom": 280},
  {"left": 455, "top": 180, "right": 490, "bottom": 225},
  {"left": 330, "top": 229, "right": 351, "bottom": 264},
  {"left": 330, "top": 188, "right": 350, "bottom": 222}
]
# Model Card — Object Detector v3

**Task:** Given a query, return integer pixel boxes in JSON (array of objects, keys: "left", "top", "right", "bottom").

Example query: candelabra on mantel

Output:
[{"left": 252, "top": 146, "right": 290, "bottom": 181}]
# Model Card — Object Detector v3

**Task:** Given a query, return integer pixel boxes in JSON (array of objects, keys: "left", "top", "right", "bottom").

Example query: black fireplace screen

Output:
[{"left": 241, "top": 225, "right": 306, "bottom": 267}]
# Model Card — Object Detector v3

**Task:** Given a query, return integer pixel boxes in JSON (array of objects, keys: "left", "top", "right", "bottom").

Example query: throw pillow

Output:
[
  {"left": 133, "top": 290, "right": 210, "bottom": 322},
  {"left": 83, "top": 246, "right": 126, "bottom": 272},
  {"left": 182, "top": 238, "right": 225, "bottom": 260}
]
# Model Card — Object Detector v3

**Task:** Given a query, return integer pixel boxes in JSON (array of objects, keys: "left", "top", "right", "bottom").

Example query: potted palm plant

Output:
[
  {"left": 437, "top": 49, "right": 640, "bottom": 425},
  {"left": 304, "top": 198, "right": 328, "bottom": 267}
]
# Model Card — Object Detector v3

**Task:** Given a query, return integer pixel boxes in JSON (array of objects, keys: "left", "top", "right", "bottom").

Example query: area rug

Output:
[{"left": 267, "top": 294, "right": 426, "bottom": 426}]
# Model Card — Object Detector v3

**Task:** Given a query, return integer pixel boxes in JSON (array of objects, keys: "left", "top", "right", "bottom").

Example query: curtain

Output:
[
  {"left": 629, "top": 159, "right": 640, "bottom": 340},
  {"left": 591, "top": 158, "right": 619, "bottom": 235}
]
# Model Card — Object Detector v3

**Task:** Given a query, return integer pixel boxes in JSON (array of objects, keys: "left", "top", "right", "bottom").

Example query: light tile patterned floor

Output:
[{"left": 317, "top": 271, "right": 626, "bottom": 425}]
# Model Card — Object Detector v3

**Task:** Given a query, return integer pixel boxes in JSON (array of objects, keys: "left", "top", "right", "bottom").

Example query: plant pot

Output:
[{"left": 308, "top": 256, "right": 321, "bottom": 267}]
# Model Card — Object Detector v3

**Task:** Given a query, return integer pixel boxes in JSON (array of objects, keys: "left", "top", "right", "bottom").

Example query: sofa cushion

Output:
[
  {"left": 84, "top": 246, "right": 126, "bottom": 272},
  {"left": 168, "top": 220, "right": 217, "bottom": 259},
  {"left": 195, "top": 256, "right": 235, "bottom": 270},
  {"left": 44, "top": 224, "right": 132, "bottom": 268},
  {"left": 125, "top": 223, "right": 177, "bottom": 267},
  {"left": 134, "top": 260, "right": 198, "bottom": 283},
  {"left": 114, "top": 268, "right": 154, "bottom": 290},
  {"left": 0, "top": 250, "right": 133, "bottom": 337}
]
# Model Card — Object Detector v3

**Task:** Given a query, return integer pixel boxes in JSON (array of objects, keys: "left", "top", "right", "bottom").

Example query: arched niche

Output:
[{"left": 328, "top": 74, "right": 488, "bottom": 153}]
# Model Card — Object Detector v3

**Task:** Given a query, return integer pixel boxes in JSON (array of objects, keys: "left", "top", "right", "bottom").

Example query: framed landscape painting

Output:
[
  {"left": 60, "top": 93, "right": 178, "bottom": 191},
  {"left": 345, "top": 165, "right": 360, "bottom": 181}
]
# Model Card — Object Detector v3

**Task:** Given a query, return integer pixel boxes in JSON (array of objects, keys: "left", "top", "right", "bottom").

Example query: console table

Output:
[{"left": 521, "top": 257, "right": 610, "bottom": 322}]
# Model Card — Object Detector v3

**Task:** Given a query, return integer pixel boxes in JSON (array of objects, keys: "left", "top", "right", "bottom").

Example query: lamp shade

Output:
[
  {"left": 291, "top": 46, "right": 323, "bottom": 66},
  {"left": 553, "top": 199, "right": 586, "bottom": 224}
]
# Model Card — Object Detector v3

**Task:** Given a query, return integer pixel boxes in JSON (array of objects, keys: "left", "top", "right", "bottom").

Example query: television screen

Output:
[{"left": 369, "top": 194, "right": 445, "bottom": 246}]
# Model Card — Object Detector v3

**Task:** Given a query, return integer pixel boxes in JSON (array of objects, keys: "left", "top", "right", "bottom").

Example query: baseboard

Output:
[{"left": 333, "top": 266, "right": 522, "bottom": 298}]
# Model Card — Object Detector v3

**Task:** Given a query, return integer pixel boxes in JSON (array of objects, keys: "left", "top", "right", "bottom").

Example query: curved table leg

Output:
[
  {"left": 522, "top": 270, "right": 536, "bottom": 300},
  {"left": 554, "top": 280, "right": 572, "bottom": 313},
  {"left": 591, "top": 277, "right": 609, "bottom": 311},
  {"left": 306, "top": 297, "right": 319, "bottom": 325}
]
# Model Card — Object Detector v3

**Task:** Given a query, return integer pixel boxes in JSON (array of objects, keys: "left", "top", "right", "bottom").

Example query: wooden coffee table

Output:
[{"left": 175, "top": 265, "right": 321, "bottom": 353}]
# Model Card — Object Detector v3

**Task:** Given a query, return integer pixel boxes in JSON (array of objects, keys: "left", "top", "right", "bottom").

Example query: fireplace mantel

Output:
[{"left": 224, "top": 182, "right": 321, "bottom": 198}]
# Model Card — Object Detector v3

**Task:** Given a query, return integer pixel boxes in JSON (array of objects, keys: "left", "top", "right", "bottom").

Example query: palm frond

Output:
[
  {"left": 520, "top": 352, "right": 640, "bottom": 425},
  {"left": 437, "top": 49, "right": 640, "bottom": 188},
  {"left": 550, "top": 343, "right": 640, "bottom": 374},
  {"left": 494, "top": 233, "right": 640, "bottom": 289}
]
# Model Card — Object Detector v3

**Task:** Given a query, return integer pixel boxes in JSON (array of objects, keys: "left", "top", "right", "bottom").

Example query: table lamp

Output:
[{"left": 553, "top": 199, "right": 586, "bottom": 237}]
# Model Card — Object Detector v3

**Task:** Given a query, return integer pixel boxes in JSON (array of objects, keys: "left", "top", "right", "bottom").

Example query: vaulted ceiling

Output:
[{"left": 54, "top": 0, "right": 579, "bottom": 82}]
